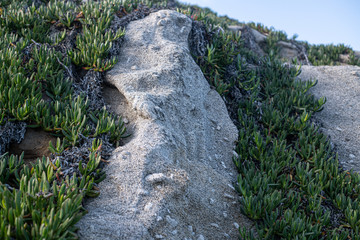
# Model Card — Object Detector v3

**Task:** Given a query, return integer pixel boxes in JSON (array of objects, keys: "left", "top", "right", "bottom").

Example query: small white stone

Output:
[
  {"left": 209, "top": 198, "right": 215, "bottom": 205},
  {"left": 223, "top": 212, "right": 228, "bottom": 218},
  {"left": 221, "top": 161, "right": 227, "bottom": 169},
  {"left": 233, "top": 151, "right": 239, "bottom": 159},
  {"left": 224, "top": 193, "right": 235, "bottom": 199},
  {"left": 349, "top": 154, "right": 356, "bottom": 158},
  {"left": 197, "top": 235, "right": 205, "bottom": 240},
  {"left": 234, "top": 222, "right": 239, "bottom": 229},
  {"left": 157, "top": 19, "right": 166, "bottom": 26},
  {"left": 210, "top": 223, "right": 219, "bottom": 228},
  {"left": 156, "top": 185, "right": 162, "bottom": 189},
  {"left": 223, "top": 233, "right": 230, "bottom": 238},
  {"left": 216, "top": 125, "right": 221, "bottom": 131},
  {"left": 145, "top": 173, "right": 167, "bottom": 184},
  {"left": 131, "top": 65, "right": 138, "bottom": 70},
  {"left": 144, "top": 202, "right": 153, "bottom": 211},
  {"left": 188, "top": 225, "right": 193, "bottom": 232},
  {"left": 156, "top": 216, "right": 163, "bottom": 222},
  {"left": 336, "top": 127, "right": 343, "bottom": 131},
  {"left": 155, "top": 234, "right": 164, "bottom": 239},
  {"left": 228, "top": 184, "right": 235, "bottom": 191},
  {"left": 172, "top": 230, "right": 178, "bottom": 235},
  {"left": 123, "top": 118, "right": 129, "bottom": 124},
  {"left": 223, "top": 137, "right": 229, "bottom": 142}
]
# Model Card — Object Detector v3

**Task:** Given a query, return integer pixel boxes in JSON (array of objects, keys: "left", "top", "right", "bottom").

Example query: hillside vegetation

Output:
[{"left": 0, "top": 0, "right": 360, "bottom": 239}]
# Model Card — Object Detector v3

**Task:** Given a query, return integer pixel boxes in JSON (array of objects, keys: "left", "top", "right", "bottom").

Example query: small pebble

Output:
[
  {"left": 131, "top": 65, "right": 138, "bottom": 70},
  {"left": 216, "top": 125, "right": 221, "bottom": 131},
  {"left": 156, "top": 216, "right": 163, "bottom": 222},
  {"left": 234, "top": 222, "right": 239, "bottom": 229},
  {"left": 157, "top": 19, "right": 166, "bottom": 26},
  {"left": 210, "top": 223, "right": 219, "bottom": 228},
  {"left": 145, "top": 173, "right": 167, "bottom": 184},
  {"left": 172, "top": 230, "right": 178, "bottom": 235},
  {"left": 336, "top": 127, "right": 343, "bottom": 131},
  {"left": 223, "top": 233, "right": 230, "bottom": 238},
  {"left": 224, "top": 193, "right": 235, "bottom": 199},
  {"left": 155, "top": 234, "right": 164, "bottom": 239},
  {"left": 144, "top": 202, "right": 153, "bottom": 211},
  {"left": 223, "top": 212, "right": 228, "bottom": 218},
  {"left": 123, "top": 118, "right": 129, "bottom": 124},
  {"left": 233, "top": 151, "right": 239, "bottom": 159},
  {"left": 228, "top": 184, "right": 235, "bottom": 191},
  {"left": 223, "top": 137, "right": 229, "bottom": 142},
  {"left": 197, "top": 235, "right": 205, "bottom": 240},
  {"left": 209, "top": 198, "right": 215, "bottom": 205},
  {"left": 221, "top": 161, "right": 227, "bottom": 169},
  {"left": 349, "top": 154, "right": 356, "bottom": 159}
]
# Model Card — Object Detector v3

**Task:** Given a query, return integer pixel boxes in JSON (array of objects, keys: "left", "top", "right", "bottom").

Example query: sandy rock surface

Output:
[
  {"left": 299, "top": 65, "right": 360, "bottom": 171},
  {"left": 77, "top": 10, "right": 252, "bottom": 239}
]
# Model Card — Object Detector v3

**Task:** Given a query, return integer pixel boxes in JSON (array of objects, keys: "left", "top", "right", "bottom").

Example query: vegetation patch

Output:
[{"left": 0, "top": 0, "right": 165, "bottom": 238}]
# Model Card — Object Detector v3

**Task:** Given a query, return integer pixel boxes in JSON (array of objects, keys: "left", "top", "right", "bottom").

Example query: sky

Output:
[{"left": 179, "top": 0, "right": 360, "bottom": 50}]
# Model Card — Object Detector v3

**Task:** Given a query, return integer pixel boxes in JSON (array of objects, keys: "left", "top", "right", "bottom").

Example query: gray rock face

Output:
[
  {"left": 239, "top": 25, "right": 266, "bottom": 56},
  {"left": 354, "top": 50, "right": 360, "bottom": 59},
  {"left": 299, "top": 65, "right": 360, "bottom": 171},
  {"left": 249, "top": 28, "right": 267, "bottom": 44},
  {"left": 277, "top": 41, "right": 299, "bottom": 60},
  {"left": 77, "top": 10, "right": 252, "bottom": 239}
]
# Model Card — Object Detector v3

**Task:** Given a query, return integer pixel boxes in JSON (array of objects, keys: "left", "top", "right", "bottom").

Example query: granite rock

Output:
[{"left": 77, "top": 10, "right": 252, "bottom": 240}]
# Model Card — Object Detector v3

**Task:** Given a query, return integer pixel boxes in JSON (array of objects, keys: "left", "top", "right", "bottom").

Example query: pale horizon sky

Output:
[{"left": 179, "top": 0, "right": 360, "bottom": 50}]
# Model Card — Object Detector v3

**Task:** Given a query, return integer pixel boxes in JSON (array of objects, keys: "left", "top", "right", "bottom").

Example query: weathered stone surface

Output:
[
  {"left": 239, "top": 25, "right": 266, "bottom": 56},
  {"left": 77, "top": 10, "right": 252, "bottom": 239},
  {"left": 277, "top": 40, "right": 299, "bottom": 60},
  {"left": 299, "top": 65, "right": 360, "bottom": 171},
  {"left": 228, "top": 25, "right": 267, "bottom": 44},
  {"left": 249, "top": 28, "right": 267, "bottom": 44},
  {"left": 8, "top": 128, "right": 56, "bottom": 164},
  {"left": 339, "top": 53, "right": 350, "bottom": 64}
]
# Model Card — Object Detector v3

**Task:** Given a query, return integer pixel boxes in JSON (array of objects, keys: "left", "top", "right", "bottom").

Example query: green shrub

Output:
[{"left": 0, "top": 0, "right": 130, "bottom": 238}]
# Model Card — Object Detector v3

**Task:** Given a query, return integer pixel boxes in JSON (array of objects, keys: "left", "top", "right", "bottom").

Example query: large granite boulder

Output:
[{"left": 77, "top": 10, "right": 252, "bottom": 239}]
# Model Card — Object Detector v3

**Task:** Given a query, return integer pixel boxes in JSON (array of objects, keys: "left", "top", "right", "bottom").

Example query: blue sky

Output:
[{"left": 179, "top": 0, "right": 360, "bottom": 50}]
